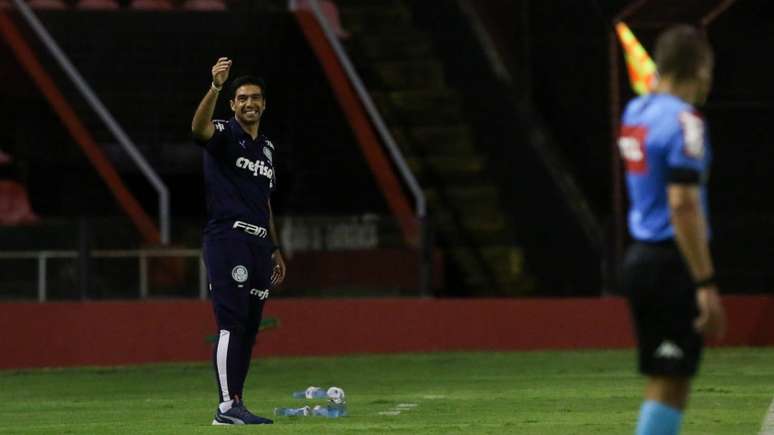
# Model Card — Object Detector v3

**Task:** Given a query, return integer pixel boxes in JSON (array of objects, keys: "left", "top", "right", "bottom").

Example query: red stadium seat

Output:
[
  {"left": 0, "top": 180, "right": 40, "bottom": 226},
  {"left": 181, "top": 0, "right": 226, "bottom": 11},
  {"left": 0, "top": 150, "right": 11, "bottom": 165},
  {"left": 28, "top": 0, "right": 68, "bottom": 9},
  {"left": 75, "top": 0, "right": 120, "bottom": 9},
  {"left": 129, "top": 0, "right": 173, "bottom": 10}
]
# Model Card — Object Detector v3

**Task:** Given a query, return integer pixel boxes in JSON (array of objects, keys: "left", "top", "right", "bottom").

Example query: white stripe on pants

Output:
[{"left": 216, "top": 329, "right": 231, "bottom": 402}]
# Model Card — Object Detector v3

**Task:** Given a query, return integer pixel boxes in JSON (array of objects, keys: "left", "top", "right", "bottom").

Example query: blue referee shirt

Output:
[
  {"left": 196, "top": 117, "right": 277, "bottom": 245},
  {"left": 618, "top": 93, "right": 712, "bottom": 242}
]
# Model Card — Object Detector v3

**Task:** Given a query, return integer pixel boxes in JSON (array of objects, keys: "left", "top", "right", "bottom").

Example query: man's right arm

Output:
[
  {"left": 666, "top": 110, "right": 726, "bottom": 340},
  {"left": 191, "top": 57, "right": 232, "bottom": 142},
  {"left": 668, "top": 184, "right": 712, "bottom": 280},
  {"left": 668, "top": 184, "right": 726, "bottom": 339}
]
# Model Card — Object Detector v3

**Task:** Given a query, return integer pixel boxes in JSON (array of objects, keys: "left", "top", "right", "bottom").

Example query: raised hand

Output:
[{"left": 211, "top": 57, "right": 232, "bottom": 88}]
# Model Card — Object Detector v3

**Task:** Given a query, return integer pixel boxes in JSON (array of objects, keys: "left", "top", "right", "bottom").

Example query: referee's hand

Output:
[{"left": 694, "top": 286, "right": 726, "bottom": 340}]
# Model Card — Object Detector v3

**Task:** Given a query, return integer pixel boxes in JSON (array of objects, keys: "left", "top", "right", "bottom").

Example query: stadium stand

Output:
[
  {"left": 75, "top": 0, "right": 120, "bottom": 10},
  {"left": 28, "top": 0, "right": 68, "bottom": 9},
  {"left": 129, "top": 0, "right": 174, "bottom": 10},
  {"left": 180, "top": 0, "right": 226, "bottom": 11}
]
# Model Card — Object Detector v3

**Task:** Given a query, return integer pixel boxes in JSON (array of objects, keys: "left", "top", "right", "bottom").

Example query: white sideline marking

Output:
[
  {"left": 422, "top": 395, "right": 446, "bottom": 400},
  {"left": 760, "top": 396, "right": 774, "bottom": 435},
  {"left": 378, "top": 402, "right": 420, "bottom": 416}
]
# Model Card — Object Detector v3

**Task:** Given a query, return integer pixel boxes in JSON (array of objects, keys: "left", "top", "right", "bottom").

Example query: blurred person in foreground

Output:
[
  {"left": 192, "top": 57, "right": 286, "bottom": 425},
  {"left": 617, "top": 25, "right": 726, "bottom": 435}
]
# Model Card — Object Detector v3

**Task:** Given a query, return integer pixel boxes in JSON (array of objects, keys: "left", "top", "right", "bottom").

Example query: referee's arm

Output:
[
  {"left": 668, "top": 184, "right": 713, "bottom": 282},
  {"left": 668, "top": 183, "right": 726, "bottom": 339}
]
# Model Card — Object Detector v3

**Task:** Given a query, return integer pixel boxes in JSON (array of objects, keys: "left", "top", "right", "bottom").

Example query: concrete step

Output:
[
  {"left": 433, "top": 208, "right": 508, "bottom": 238},
  {"left": 446, "top": 245, "right": 533, "bottom": 293},
  {"left": 372, "top": 90, "right": 462, "bottom": 125},
  {"left": 349, "top": 32, "right": 434, "bottom": 61},
  {"left": 339, "top": 2, "right": 413, "bottom": 34},
  {"left": 423, "top": 182, "right": 511, "bottom": 245},
  {"left": 446, "top": 247, "right": 489, "bottom": 286},
  {"left": 405, "top": 125, "right": 479, "bottom": 155},
  {"left": 407, "top": 155, "right": 486, "bottom": 178},
  {"left": 390, "top": 126, "right": 479, "bottom": 158},
  {"left": 367, "top": 60, "right": 447, "bottom": 91},
  {"left": 481, "top": 245, "right": 525, "bottom": 280},
  {"left": 425, "top": 185, "right": 500, "bottom": 209}
]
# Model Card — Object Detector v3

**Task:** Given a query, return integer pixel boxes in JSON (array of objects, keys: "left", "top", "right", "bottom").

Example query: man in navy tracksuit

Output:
[{"left": 191, "top": 57, "right": 286, "bottom": 425}]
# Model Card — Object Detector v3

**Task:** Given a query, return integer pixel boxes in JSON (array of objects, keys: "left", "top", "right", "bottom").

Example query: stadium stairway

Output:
[{"left": 338, "top": 0, "right": 534, "bottom": 295}]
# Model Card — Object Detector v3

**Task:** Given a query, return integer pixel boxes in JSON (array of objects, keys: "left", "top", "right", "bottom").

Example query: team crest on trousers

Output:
[{"left": 231, "top": 265, "right": 248, "bottom": 283}]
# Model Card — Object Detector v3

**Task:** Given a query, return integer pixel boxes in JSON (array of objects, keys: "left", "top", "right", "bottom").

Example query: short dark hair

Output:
[
  {"left": 229, "top": 75, "right": 267, "bottom": 100},
  {"left": 654, "top": 25, "right": 713, "bottom": 82}
]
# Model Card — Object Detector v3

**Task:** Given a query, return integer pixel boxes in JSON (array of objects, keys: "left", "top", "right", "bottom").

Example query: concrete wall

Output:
[{"left": 1, "top": 296, "right": 772, "bottom": 369}]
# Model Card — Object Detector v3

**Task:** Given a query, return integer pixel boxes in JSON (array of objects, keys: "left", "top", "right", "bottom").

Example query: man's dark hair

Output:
[
  {"left": 229, "top": 75, "right": 267, "bottom": 100},
  {"left": 654, "top": 25, "right": 713, "bottom": 82}
]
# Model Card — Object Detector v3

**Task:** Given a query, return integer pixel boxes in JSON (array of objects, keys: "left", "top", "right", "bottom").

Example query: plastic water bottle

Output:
[
  {"left": 274, "top": 406, "right": 311, "bottom": 417},
  {"left": 292, "top": 386, "right": 327, "bottom": 399},
  {"left": 312, "top": 404, "right": 347, "bottom": 418}
]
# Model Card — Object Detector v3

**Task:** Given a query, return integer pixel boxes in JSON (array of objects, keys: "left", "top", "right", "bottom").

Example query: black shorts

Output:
[
  {"left": 622, "top": 241, "right": 703, "bottom": 377},
  {"left": 203, "top": 237, "right": 273, "bottom": 334}
]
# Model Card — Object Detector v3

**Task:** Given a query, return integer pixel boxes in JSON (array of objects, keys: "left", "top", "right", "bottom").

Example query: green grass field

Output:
[{"left": 0, "top": 348, "right": 771, "bottom": 434}]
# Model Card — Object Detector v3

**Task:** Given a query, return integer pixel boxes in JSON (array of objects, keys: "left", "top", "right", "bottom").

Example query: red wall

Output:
[{"left": 1, "top": 296, "right": 771, "bottom": 369}]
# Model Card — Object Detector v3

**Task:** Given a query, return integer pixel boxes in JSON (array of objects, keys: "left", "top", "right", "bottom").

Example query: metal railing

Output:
[{"left": 0, "top": 249, "right": 206, "bottom": 302}]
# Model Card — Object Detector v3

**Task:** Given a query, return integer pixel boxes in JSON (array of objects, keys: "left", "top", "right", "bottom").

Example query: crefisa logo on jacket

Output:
[{"left": 235, "top": 157, "right": 273, "bottom": 180}]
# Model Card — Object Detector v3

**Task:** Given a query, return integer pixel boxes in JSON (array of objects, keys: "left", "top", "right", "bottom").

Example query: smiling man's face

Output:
[{"left": 230, "top": 84, "right": 265, "bottom": 126}]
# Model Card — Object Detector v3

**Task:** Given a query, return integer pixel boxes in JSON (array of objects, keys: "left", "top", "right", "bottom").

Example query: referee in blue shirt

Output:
[
  {"left": 192, "top": 57, "right": 286, "bottom": 425},
  {"left": 618, "top": 26, "right": 726, "bottom": 435}
]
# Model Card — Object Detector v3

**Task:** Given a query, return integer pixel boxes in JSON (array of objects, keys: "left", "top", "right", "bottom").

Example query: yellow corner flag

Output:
[{"left": 615, "top": 22, "right": 658, "bottom": 95}]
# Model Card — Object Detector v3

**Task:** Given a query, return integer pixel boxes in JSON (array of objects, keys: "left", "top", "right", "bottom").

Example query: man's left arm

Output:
[{"left": 268, "top": 200, "right": 286, "bottom": 287}]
